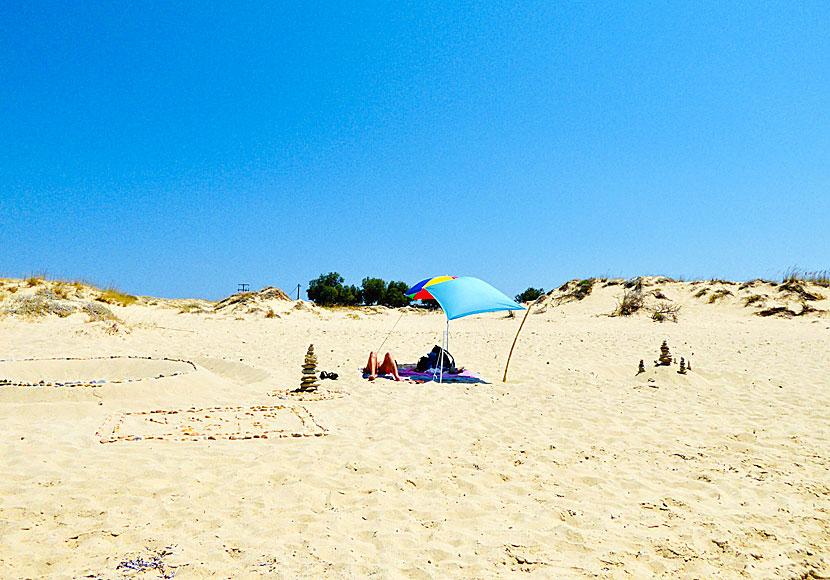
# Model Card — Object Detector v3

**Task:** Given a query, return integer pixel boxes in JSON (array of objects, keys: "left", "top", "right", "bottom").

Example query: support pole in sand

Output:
[
  {"left": 439, "top": 319, "right": 449, "bottom": 384},
  {"left": 503, "top": 299, "right": 537, "bottom": 382}
]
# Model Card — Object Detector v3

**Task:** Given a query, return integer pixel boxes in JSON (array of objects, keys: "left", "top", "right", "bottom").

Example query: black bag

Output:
[{"left": 416, "top": 345, "right": 455, "bottom": 372}]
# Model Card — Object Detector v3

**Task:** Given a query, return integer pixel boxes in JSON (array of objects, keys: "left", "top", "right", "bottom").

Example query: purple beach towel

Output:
[{"left": 361, "top": 364, "right": 489, "bottom": 384}]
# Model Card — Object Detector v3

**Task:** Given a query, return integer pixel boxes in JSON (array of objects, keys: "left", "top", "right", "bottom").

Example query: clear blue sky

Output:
[{"left": 2, "top": 2, "right": 828, "bottom": 300}]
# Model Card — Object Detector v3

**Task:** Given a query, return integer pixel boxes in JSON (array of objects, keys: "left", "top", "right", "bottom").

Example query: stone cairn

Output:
[
  {"left": 296, "top": 344, "right": 320, "bottom": 393},
  {"left": 678, "top": 357, "right": 687, "bottom": 374},
  {"left": 656, "top": 340, "right": 672, "bottom": 366},
  {"left": 637, "top": 360, "right": 645, "bottom": 375}
]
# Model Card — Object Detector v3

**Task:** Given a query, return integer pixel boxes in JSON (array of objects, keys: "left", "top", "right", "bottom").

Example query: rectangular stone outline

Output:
[{"left": 95, "top": 404, "right": 326, "bottom": 443}]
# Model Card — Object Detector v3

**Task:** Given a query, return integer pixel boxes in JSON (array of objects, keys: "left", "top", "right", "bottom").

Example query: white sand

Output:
[{"left": 0, "top": 278, "right": 829, "bottom": 579}]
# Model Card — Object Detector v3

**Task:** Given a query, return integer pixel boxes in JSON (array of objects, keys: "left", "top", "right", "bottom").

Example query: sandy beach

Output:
[{"left": 1, "top": 277, "right": 829, "bottom": 579}]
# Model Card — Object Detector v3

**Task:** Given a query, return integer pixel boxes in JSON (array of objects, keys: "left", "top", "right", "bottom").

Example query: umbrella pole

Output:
[
  {"left": 440, "top": 320, "right": 449, "bottom": 384},
  {"left": 503, "top": 303, "right": 534, "bottom": 382}
]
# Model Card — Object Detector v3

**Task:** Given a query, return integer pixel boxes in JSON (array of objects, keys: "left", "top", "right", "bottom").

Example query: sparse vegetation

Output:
[
  {"left": 708, "top": 289, "right": 733, "bottom": 303},
  {"left": 756, "top": 303, "right": 823, "bottom": 318},
  {"left": 650, "top": 302, "right": 681, "bottom": 323},
  {"left": 612, "top": 288, "right": 645, "bottom": 317},
  {"left": 624, "top": 277, "right": 645, "bottom": 291},
  {"left": 265, "top": 307, "right": 277, "bottom": 318},
  {"left": 35, "top": 288, "right": 59, "bottom": 300},
  {"left": 2, "top": 294, "right": 118, "bottom": 321},
  {"left": 82, "top": 302, "right": 119, "bottom": 321},
  {"left": 738, "top": 279, "right": 770, "bottom": 290},
  {"left": 778, "top": 279, "right": 824, "bottom": 301},
  {"left": 557, "top": 278, "right": 595, "bottom": 302},
  {"left": 179, "top": 302, "right": 206, "bottom": 314},
  {"left": 743, "top": 295, "right": 764, "bottom": 307},
  {"left": 26, "top": 276, "right": 44, "bottom": 287},
  {"left": 571, "top": 278, "right": 595, "bottom": 300},
  {"left": 783, "top": 267, "right": 830, "bottom": 287},
  {"left": 96, "top": 287, "right": 137, "bottom": 307},
  {"left": 694, "top": 288, "right": 709, "bottom": 298},
  {"left": 757, "top": 306, "right": 791, "bottom": 317},
  {"left": 53, "top": 282, "right": 70, "bottom": 299},
  {"left": 4, "top": 296, "right": 73, "bottom": 317}
]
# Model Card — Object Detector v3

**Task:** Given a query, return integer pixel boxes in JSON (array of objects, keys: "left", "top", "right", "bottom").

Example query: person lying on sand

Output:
[{"left": 363, "top": 352, "right": 402, "bottom": 381}]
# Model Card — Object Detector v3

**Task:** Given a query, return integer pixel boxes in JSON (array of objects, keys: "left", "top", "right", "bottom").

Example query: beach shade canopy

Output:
[{"left": 406, "top": 276, "right": 524, "bottom": 320}]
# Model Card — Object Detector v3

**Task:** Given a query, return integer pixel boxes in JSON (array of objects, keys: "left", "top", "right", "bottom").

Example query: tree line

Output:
[
  {"left": 306, "top": 273, "right": 414, "bottom": 307},
  {"left": 306, "top": 272, "right": 545, "bottom": 307}
]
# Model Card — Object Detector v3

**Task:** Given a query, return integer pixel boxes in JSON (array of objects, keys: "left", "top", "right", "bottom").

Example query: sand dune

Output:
[{"left": 0, "top": 277, "right": 828, "bottom": 579}]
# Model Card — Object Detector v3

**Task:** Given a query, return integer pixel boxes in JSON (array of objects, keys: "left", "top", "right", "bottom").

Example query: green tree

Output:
[
  {"left": 515, "top": 287, "right": 545, "bottom": 303},
  {"left": 361, "top": 277, "right": 386, "bottom": 305},
  {"left": 381, "top": 281, "right": 412, "bottom": 307},
  {"left": 339, "top": 284, "right": 363, "bottom": 306},
  {"left": 307, "top": 272, "right": 345, "bottom": 306}
]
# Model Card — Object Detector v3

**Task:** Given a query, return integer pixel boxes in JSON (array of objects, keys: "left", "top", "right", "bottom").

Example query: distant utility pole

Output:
[
  {"left": 238, "top": 283, "right": 250, "bottom": 293},
  {"left": 296, "top": 284, "right": 301, "bottom": 300}
]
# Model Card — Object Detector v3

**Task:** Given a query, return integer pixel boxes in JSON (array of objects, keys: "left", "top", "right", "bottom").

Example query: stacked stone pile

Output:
[
  {"left": 657, "top": 340, "right": 672, "bottom": 366},
  {"left": 297, "top": 344, "right": 320, "bottom": 393}
]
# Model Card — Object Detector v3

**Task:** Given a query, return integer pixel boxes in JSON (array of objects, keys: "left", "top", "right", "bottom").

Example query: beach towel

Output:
[
  {"left": 397, "top": 364, "right": 489, "bottom": 384},
  {"left": 360, "top": 364, "right": 488, "bottom": 384}
]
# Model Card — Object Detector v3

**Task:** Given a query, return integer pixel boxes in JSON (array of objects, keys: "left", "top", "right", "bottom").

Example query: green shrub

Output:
[{"left": 515, "top": 287, "right": 545, "bottom": 303}]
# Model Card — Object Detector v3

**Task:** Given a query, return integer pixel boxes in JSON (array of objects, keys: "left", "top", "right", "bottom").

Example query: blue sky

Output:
[{"left": 1, "top": 1, "right": 828, "bottom": 299}]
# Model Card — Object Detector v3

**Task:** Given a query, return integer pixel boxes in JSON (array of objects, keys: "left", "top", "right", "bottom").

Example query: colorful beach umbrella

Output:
[
  {"left": 406, "top": 276, "right": 524, "bottom": 320},
  {"left": 405, "top": 276, "right": 457, "bottom": 300}
]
